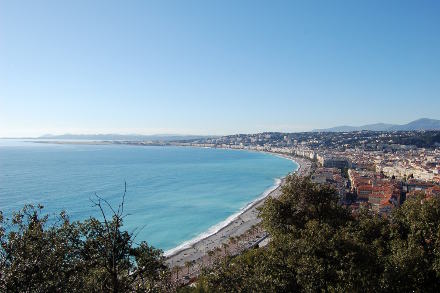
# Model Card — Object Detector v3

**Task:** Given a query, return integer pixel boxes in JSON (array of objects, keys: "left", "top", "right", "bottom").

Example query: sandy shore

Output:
[{"left": 166, "top": 154, "right": 311, "bottom": 281}]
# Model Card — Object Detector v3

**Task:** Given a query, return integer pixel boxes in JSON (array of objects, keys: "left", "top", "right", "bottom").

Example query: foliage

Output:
[
  {"left": 0, "top": 205, "right": 86, "bottom": 292},
  {"left": 190, "top": 175, "right": 440, "bottom": 292},
  {"left": 0, "top": 190, "right": 171, "bottom": 293},
  {"left": 386, "top": 194, "right": 440, "bottom": 292},
  {"left": 3, "top": 177, "right": 440, "bottom": 292}
]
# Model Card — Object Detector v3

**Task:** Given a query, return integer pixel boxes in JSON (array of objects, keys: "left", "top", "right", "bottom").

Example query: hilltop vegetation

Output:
[
  {"left": 0, "top": 194, "right": 172, "bottom": 293},
  {"left": 186, "top": 176, "right": 440, "bottom": 292},
  {"left": 1, "top": 176, "right": 440, "bottom": 292}
]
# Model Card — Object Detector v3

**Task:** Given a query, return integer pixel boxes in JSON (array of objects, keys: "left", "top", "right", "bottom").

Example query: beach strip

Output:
[{"left": 165, "top": 154, "right": 311, "bottom": 276}]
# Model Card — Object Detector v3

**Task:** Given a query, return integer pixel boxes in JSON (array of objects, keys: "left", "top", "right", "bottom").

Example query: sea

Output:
[{"left": 0, "top": 139, "right": 297, "bottom": 252}]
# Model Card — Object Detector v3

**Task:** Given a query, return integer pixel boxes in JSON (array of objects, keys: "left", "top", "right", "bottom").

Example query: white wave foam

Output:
[{"left": 164, "top": 177, "right": 282, "bottom": 257}]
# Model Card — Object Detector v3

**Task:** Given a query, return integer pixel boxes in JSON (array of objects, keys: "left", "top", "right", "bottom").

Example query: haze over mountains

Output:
[
  {"left": 5, "top": 118, "right": 438, "bottom": 140},
  {"left": 314, "top": 118, "right": 440, "bottom": 132}
]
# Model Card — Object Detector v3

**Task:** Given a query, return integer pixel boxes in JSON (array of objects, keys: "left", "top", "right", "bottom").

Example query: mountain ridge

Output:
[{"left": 313, "top": 118, "right": 440, "bottom": 132}]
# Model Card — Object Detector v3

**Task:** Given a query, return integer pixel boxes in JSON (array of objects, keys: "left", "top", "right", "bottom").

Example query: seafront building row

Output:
[
  {"left": 120, "top": 131, "right": 439, "bottom": 215},
  {"left": 172, "top": 131, "right": 440, "bottom": 216}
]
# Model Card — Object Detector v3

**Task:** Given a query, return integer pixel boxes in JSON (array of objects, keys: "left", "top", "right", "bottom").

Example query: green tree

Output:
[
  {"left": 259, "top": 175, "right": 350, "bottom": 237},
  {"left": 0, "top": 205, "right": 86, "bottom": 292},
  {"left": 193, "top": 176, "right": 395, "bottom": 292},
  {"left": 0, "top": 188, "right": 172, "bottom": 293},
  {"left": 185, "top": 261, "right": 191, "bottom": 275},
  {"left": 385, "top": 193, "right": 440, "bottom": 292}
]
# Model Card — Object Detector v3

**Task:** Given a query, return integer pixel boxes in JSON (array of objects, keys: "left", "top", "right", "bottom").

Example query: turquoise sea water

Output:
[{"left": 0, "top": 140, "right": 297, "bottom": 251}]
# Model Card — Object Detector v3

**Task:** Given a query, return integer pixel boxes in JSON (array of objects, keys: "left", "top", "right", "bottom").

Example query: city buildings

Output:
[{"left": 172, "top": 130, "right": 440, "bottom": 215}]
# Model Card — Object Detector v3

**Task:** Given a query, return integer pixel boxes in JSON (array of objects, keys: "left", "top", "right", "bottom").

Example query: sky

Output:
[{"left": 0, "top": 0, "right": 439, "bottom": 137}]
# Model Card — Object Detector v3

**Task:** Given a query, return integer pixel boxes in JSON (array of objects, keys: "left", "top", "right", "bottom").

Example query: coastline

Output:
[
  {"left": 23, "top": 139, "right": 311, "bottom": 274},
  {"left": 163, "top": 177, "right": 282, "bottom": 257},
  {"left": 165, "top": 153, "right": 311, "bottom": 277}
]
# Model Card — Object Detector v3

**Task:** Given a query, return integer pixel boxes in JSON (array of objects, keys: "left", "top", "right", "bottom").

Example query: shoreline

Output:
[
  {"left": 22, "top": 139, "right": 311, "bottom": 271},
  {"left": 163, "top": 177, "right": 282, "bottom": 257},
  {"left": 165, "top": 153, "right": 311, "bottom": 273}
]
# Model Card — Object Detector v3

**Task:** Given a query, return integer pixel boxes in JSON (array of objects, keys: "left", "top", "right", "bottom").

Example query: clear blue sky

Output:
[{"left": 1, "top": 0, "right": 439, "bottom": 136}]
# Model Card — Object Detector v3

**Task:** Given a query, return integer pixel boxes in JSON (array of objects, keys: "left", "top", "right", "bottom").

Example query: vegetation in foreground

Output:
[
  {"left": 186, "top": 175, "right": 440, "bottom": 292},
  {"left": 0, "top": 190, "right": 172, "bottom": 293},
  {"left": 2, "top": 176, "right": 440, "bottom": 292}
]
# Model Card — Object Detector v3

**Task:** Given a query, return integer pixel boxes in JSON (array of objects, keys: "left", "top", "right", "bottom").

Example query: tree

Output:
[
  {"left": 185, "top": 261, "right": 191, "bottom": 275},
  {"left": 191, "top": 176, "right": 397, "bottom": 292},
  {"left": 0, "top": 187, "right": 172, "bottom": 293},
  {"left": 173, "top": 266, "right": 180, "bottom": 280},
  {"left": 259, "top": 175, "right": 351, "bottom": 237},
  {"left": 80, "top": 189, "right": 170, "bottom": 292},
  {"left": 385, "top": 194, "right": 440, "bottom": 292},
  {"left": 207, "top": 250, "right": 215, "bottom": 265},
  {"left": 0, "top": 205, "right": 86, "bottom": 292},
  {"left": 229, "top": 236, "right": 237, "bottom": 248},
  {"left": 221, "top": 242, "right": 229, "bottom": 258}
]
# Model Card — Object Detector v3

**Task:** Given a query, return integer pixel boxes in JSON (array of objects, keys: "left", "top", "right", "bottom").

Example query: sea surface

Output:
[{"left": 0, "top": 140, "right": 297, "bottom": 251}]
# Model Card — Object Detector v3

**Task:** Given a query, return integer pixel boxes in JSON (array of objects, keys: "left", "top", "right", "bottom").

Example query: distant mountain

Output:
[
  {"left": 313, "top": 118, "right": 440, "bottom": 132},
  {"left": 37, "top": 134, "right": 213, "bottom": 141},
  {"left": 388, "top": 118, "right": 440, "bottom": 131}
]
